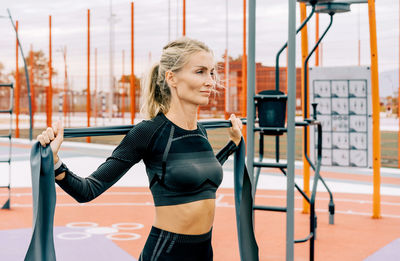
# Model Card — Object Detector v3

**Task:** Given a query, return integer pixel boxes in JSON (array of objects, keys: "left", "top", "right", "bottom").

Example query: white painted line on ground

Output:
[
  {"left": 9, "top": 202, "right": 400, "bottom": 219},
  {"left": 4, "top": 191, "right": 399, "bottom": 208}
]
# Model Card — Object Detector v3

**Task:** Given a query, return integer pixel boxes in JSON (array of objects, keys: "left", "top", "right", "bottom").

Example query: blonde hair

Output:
[{"left": 140, "top": 37, "right": 215, "bottom": 119}]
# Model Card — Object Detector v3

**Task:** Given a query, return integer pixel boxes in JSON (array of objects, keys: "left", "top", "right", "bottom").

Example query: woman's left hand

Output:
[{"left": 228, "top": 114, "right": 243, "bottom": 146}]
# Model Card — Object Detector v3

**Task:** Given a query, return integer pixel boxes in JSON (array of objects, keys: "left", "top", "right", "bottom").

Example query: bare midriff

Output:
[{"left": 153, "top": 198, "right": 215, "bottom": 235}]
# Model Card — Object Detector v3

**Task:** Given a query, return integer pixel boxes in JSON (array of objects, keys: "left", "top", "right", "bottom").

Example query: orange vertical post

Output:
[
  {"left": 130, "top": 1, "right": 136, "bottom": 124},
  {"left": 241, "top": 0, "right": 247, "bottom": 142},
  {"left": 286, "top": 49, "right": 288, "bottom": 93},
  {"left": 300, "top": 3, "right": 310, "bottom": 213},
  {"left": 368, "top": 0, "right": 381, "bottom": 218},
  {"left": 183, "top": 0, "right": 186, "bottom": 36},
  {"left": 122, "top": 49, "right": 125, "bottom": 122},
  {"left": 48, "top": 15, "right": 53, "bottom": 128},
  {"left": 315, "top": 13, "right": 319, "bottom": 66},
  {"left": 224, "top": 49, "right": 228, "bottom": 119},
  {"left": 87, "top": 9, "right": 91, "bottom": 143},
  {"left": 29, "top": 44, "right": 35, "bottom": 129},
  {"left": 94, "top": 47, "right": 98, "bottom": 126},
  {"left": 15, "top": 21, "right": 20, "bottom": 138},
  {"left": 63, "top": 46, "right": 68, "bottom": 125}
]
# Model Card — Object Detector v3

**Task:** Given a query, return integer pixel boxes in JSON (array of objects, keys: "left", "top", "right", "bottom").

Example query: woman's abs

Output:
[{"left": 154, "top": 199, "right": 215, "bottom": 235}]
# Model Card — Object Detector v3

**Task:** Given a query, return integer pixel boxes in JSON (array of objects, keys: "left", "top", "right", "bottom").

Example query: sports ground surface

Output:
[{"left": 0, "top": 137, "right": 400, "bottom": 260}]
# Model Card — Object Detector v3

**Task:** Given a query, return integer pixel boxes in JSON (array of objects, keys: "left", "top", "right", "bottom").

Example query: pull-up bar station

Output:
[
  {"left": 251, "top": 1, "right": 341, "bottom": 260},
  {"left": 247, "top": 0, "right": 379, "bottom": 260}
]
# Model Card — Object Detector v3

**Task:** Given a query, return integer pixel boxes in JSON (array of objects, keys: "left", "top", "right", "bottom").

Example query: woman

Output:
[{"left": 37, "top": 37, "right": 243, "bottom": 261}]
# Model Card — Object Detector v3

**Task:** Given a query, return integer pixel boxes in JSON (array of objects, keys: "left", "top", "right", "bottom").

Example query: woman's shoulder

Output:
[
  {"left": 117, "top": 114, "right": 167, "bottom": 154},
  {"left": 132, "top": 114, "right": 163, "bottom": 130},
  {"left": 127, "top": 114, "right": 166, "bottom": 139}
]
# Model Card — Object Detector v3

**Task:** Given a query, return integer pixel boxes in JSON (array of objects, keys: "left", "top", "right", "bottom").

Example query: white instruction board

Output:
[{"left": 309, "top": 66, "right": 372, "bottom": 168}]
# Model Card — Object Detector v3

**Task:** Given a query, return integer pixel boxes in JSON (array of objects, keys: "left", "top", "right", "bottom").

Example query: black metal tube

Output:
[
  {"left": 275, "top": 136, "right": 280, "bottom": 162},
  {"left": 254, "top": 134, "right": 265, "bottom": 191},
  {"left": 294, "top": 232, "right": 313, "bottom": 243},
  {"left": 275, "top": 5, "right": 315, "bottom": 92},
  {"left": 7, "top": 9, "right": 33, "bottom": 141},
  {"left": 280, "top": 168, "right": 311, "bottom": 203},
  {"left": 303, "top": 14, "right": 335, "bottom": 214},
  {"left": 304, "top": 151, "right": 334, "bottom": 202},
  {"left": 63, "top": 119, "right": 247, "bottom": 138},
  {"left": 309, "top": 122, "right": 323, "bottom": 261},
  {"left": 253, "top": 133, "right": 263, "bottom": 198},
  {"left": 304, "top": 14, "right": 334, "bottom": 118}
]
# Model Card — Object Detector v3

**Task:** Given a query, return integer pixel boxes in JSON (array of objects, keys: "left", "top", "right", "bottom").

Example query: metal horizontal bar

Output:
[
  {"left": 254, "top": 127, "right": 287, "bottom": 134},
  {"left": 254, "top": 94, "right": 287, "bottom": 100},
  {"left": 0, "top": 109, "right": 12, "bottom": 113},
  {"left": 253, "top": 162, "right": 287, "bottom": 169},
  {"left": 0, "top": 135, "right": 11, "bottom": 138},
  {"left": 253, "top": 205, "right": 287, "bottom": 212},
  {"left": 0, "top": 83, "right": 13, "bottom": 88},
  {"left": 295, "top": 121, "right": 308, "bottom": 126},
  {"left": 0, "top": 186, "right": 10, "bottom": 188},
  {"left": 0, "top": 160, "right": 11, "bottom": 163},
  {"left": 294, "top": 232, "right": 314, "bottom": 243},
  {"left": 63, "top": 120, "right": 239, "bottom": 138},
  {"left": 331, "top": 0, "right": 367, "bottom": 4}
]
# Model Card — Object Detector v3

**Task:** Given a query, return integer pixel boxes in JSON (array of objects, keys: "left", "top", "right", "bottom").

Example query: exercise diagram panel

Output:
[{"left": 309, "top": 67, "right": 372, "bottom": 168}]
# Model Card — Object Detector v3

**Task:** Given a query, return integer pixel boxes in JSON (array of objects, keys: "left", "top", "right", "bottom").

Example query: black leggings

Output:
[{"left": 139, "top": 226, "right": 213, "bottom": 261}]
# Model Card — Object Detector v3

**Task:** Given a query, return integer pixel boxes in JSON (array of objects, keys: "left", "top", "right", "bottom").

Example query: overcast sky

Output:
[{"left": 0, "top": 0, "right": 398, "bottom": 96}]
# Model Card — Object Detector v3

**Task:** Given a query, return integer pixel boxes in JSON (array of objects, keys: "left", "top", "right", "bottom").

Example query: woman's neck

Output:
[{"left": 165, "top": 105, "right": 198, "bottom": 131}]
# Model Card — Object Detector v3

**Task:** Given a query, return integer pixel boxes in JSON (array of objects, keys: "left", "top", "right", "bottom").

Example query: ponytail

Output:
[{"left": 140, "top": 63, "right": 171, "bottom": 119}]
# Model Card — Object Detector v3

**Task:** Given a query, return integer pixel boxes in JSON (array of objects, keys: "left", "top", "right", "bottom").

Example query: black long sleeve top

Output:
[{"left": 56, "top": 112, "right": 238, "bottom": 206}]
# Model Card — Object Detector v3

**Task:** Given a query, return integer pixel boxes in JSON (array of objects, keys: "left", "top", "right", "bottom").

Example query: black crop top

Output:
[{"left": 56, "top": 112, "right": 238, "bottom": 206}]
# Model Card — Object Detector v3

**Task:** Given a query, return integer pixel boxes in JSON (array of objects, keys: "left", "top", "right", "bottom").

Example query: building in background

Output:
[{"left": 200, "top": 56, "right": 302, "bottom": 118}]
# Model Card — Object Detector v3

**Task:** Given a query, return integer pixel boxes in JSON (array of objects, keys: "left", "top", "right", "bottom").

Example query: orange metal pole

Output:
[
  {"left": 63, "top": 46, "right": 68, "bottom": 125},
  {"left": 300, "top": 3, "right": 310, "bottom": 214},
  {"left": 224, "top": 49, "right": 228, "bottom": 119},
  {"left": 130, "top": 1, "right": 135, "bottom": 124},
  {"left": 242, "top": 0, "right": 247, "bottom": 142},
  {"left": 122, "top": 49, "right": 125, "bottom": 122},
  {"left": 29, "top": 44, "right": 35, "bottom": 129},
  {"left": 286, "top": 48, "right": 288, "bottom": 93},
  {"left": 368, "top": 0, "right": 381, "bottom": 219},
  {"left": 87, "top": 9, "right": 91, "bottom": 143},
  {"left": 47, "top": 15, "right": 53, "bottom": 128},
  {"left": 15, "top": 21, "right": 20, "bottom": 138},
  {"left": 315, "top": 13, "right": 319, "bottom": 67},
  {"left": 94, "top": 48, "right": 98, "bottom": 126},
  {"left": 48, "top": 15, "right": 53, "bottom": 128},
  {"left": 183, "top": 0, "right": 186, "bottom": 36}
]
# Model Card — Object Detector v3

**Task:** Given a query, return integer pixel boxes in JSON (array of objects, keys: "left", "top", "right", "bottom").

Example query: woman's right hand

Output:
[{"left": 36, "top": 120, "right": 64, "bottom": 164}]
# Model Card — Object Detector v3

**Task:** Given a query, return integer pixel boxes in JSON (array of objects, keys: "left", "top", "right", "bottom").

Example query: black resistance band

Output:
[
  {"left": 234, "top": 137, "right": 259, "bottom": 261},
  {"left": 25, "top": 143, "right": 56, "bottom": 261},
  {"left": 25, "top": 122, "right": 258, "bottom": 261}
]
